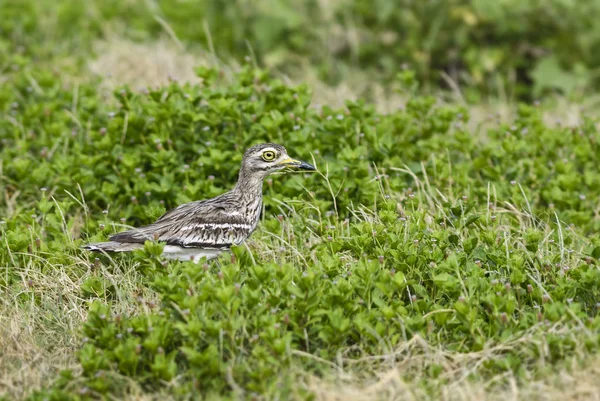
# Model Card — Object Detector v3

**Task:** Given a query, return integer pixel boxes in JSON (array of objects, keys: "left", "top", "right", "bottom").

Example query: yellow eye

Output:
[{"left": 262, "top": 150, "right": 276, "bottom": 161}]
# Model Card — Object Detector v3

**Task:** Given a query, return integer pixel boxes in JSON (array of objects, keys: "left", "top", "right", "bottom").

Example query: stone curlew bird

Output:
[{"left": 82, "top": 143, "right": 315, "bottom": 263}]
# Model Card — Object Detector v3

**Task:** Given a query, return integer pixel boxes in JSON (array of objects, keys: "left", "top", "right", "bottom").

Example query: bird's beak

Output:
[{"left": 279, "top": 157, "right": 316, "bottom": 171}]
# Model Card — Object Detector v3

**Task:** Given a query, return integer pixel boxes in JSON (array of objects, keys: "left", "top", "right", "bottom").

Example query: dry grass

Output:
[
  {"left": 306, "top": 358, "right": 600, "bottom": 401},
  {"left": 304, "top": 334, "right": 600, "bottom": 401},
  {"left": 0, "top": 311, "right": 78, "bottom": 399},
  {"left": 0, "top": 251, "right": 159, "bottom": 400},
  {"left": 0, "top": 265, "right": 83, "bottom": 399}
]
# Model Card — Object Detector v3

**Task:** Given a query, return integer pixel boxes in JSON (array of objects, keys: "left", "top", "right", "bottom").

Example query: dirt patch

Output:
[{"left": 88, "top": 36, "right": 210, "bottom": 91}]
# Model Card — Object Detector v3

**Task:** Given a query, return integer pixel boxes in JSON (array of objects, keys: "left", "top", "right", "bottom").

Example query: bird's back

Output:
[
  {"left": 84, "top": 190, "right": 262, "bottom": 262},
  {"left": 113, "top": 190, "right": 260, "bottom": 247}
]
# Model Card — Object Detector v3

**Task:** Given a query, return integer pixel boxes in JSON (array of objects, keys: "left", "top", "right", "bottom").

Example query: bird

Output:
[{"left": 82, "top": 143, "right": 315, "bottom": 263}]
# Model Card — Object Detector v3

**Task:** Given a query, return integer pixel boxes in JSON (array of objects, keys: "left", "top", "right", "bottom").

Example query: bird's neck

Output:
[
  {"left": 234, "top": 167, "right": 264, "bottom": 192},
  {"left": 233, "top": 168, "right": 265, "bottom": 211}
]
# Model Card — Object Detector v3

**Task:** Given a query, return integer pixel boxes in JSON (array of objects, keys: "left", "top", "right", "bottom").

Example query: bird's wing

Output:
[{"left": 109, "top": 199, "right": 254, "bottom": 249}]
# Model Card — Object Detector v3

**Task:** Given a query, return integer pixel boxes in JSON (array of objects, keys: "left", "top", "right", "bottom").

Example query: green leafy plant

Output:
[{"left": 2, "top": 64, "right": 600, "bottom": 400}]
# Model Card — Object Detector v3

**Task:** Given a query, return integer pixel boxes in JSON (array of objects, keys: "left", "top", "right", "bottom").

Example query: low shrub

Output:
[{"left": 1, "top": 66, "right": 599, "bottom": 399}]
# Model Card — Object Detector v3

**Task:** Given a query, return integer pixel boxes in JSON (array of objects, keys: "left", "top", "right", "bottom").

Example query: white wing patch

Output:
[
  {"left": 179, "top": 223, "right": 253, "bottom": 231},
  {"left": 162, "top": 246, "right": 222, "bottom": 263}
]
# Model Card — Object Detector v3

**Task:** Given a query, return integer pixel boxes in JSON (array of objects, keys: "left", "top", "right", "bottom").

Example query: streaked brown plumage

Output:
[{"left": 83, "top": 143, "right": 315, "bottom": 262}]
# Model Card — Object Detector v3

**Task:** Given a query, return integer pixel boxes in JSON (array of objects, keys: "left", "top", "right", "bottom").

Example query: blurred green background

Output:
[{"left": 2, "top": 0, "right": 600, "bottom": 101}]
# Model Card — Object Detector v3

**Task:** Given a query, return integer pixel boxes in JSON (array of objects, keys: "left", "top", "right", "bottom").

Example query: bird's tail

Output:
[{"left": 82, "top": 241, "right": 144, "bottom": 253}]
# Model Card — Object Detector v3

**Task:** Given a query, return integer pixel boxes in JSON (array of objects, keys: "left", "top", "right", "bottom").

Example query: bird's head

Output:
[{"left": 240, "top": 143, "right": 316, "bottom": 178}]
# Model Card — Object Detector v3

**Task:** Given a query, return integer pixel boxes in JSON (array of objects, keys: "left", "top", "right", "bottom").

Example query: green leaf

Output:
[{"left": 433, "top": 273, "right": 459, "bottom": 290}]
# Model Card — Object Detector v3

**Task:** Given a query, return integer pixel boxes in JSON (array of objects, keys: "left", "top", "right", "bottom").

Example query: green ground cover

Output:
[{"left": 1, "top": 1, "right": 600, "bottom": 400}]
